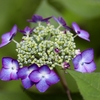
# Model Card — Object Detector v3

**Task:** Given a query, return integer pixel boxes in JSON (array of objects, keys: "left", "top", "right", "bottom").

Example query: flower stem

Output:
[
  {"left": 73, "top": 34, "right": 78, "bottom": 38},
  {"left": 38, "top": 22, "right": 41, "bottom": 26},
  {"left": 57, "top": 24, "right": 61, "bottom": 30},
  {"left": 54, "top": 68, "right": 72, "bottom": 100},
  {"left": 12, "top": 39, "right": 19, "bottom": 45}
]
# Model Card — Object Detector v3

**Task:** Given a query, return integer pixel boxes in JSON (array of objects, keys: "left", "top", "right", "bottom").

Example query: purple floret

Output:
[
  {"left": 18, "top": 64, "right": 38, "bottom": 89},
  {"left": 29, "top": 65, "right": 60, "bottom": 92},
  {"left": 18, "top": 26, "right": 34, "bottom": 35},
  {"left": 0, "top": 57, "right": 19, "bottom": 81},
  {"left": 53, "top": 16, "right": 71, "bottom": 30},
  {"left": 72, "top": 49, "right": 96, "bottom": 73},
  {"left": 27, "top": 14, "right": 52, "bottom": 23},
  {"left": 0, "top": 25, "right": 17, "bottom": 47},
  {"left": 72, "top": 22, "right": 90, "bottom": 41}
]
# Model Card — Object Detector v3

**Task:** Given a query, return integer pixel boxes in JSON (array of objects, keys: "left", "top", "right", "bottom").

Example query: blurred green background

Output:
[{"left": 0, "top": 0, "right": 100, "bottom": 100}]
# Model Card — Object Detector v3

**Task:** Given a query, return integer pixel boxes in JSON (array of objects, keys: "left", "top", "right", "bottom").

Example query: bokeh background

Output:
[{"left": 0, "top": 0, "right": 100, "bottom": 100}]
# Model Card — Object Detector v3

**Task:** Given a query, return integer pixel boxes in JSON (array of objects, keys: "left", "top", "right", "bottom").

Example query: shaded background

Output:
[{"left": 0, "top": 0, "right": 100, "bottom": 100}]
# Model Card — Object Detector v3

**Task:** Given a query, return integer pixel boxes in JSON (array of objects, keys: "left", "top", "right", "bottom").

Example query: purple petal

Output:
[
  {"left": 72, "top": 54, "right": 82, "bottom": 69},
  {"left": 82, "top": 49, "right": 94, "bottom": 63},
  {"left": 2, "top": 57, "right": 19, "bottom": 69},
  {"left": 0, "top": 25, "right": 17, "bottom": 48},
  {"left": 10, "top": 71, "right": 18, "bottom": 80},
  {"left": 23, "top": 26, "right": 31, "bottom": 35},
  {"left": 74, "top": 64, "right": 87, "bottom": 73},
  {"left": 18, "top": 29, "right": 25, "bottom": 34},
  {"left": 2, "top": 57, "right": 12, "bottom": 69},
  {"left": 24, "top": 26, "right": 31, "bottom": 32},
  {"left": 72, "top": 22, "right": 81, "bottom": 33},
  {"left": 58, "top": 17, "right": 66, "bottom": 26},
  {"left": 39, "top": 65, "right": 50, "bottom": 74},
  {"left": 18, "top": 64, "right": 38, "bottom": 80},
  {"left": 12, "top": 59, "right": 19, "bottom": 69},
  {"left": 29, "top": 71, "right": 41, "bottom": 83},
  {"left": 21, "top": 77, "right": 34, "bottom": 89},
  {"left": 33, "top": 14, "right": 43, "bottom": 22},
  {"left": 53, "top": 16, "right": 66, "bottom": 26},
  {"left": 18, "top": 67, "right": 28, "bottom": 79},
  {"left": 0, "top": 32, "right": 11, "bottom": 47},
  {"left": 78, "top": 30, "right": 90, "bottom": 41},
  {"left": 18, "top": 26, "right": 33, "bottom": 36},
  {"left": 42, "top": 16, "right": 52, "bottom": 23},
  {"left": 28, "top": 14, "right": 51, "bottom": 23},
  {"left": 83, "top": 61, "right": 96, "bottom": 73},
  {"left": 36, "top": 79, "right": 49, "bottom": 92},
  {"left": 28, "top": 63, "right": 38, "bottom": 71},
  {"left": 75, "top": 61, "right": 96, "bottom": 73},
  {"left": 0, "top": 68, "right": 11, "bottom": 81},
  {"left": 46, "top": 71, "right": 60, "bottom": 85},
  {"left": 28, "top": 14, "right": 43, "bottom": 23},
  {"left": 10, "top": 25, "right": 17, "bottom": 36}
]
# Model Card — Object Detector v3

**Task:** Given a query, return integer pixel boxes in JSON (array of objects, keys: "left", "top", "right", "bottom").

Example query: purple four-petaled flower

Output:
[
  {"left": 72, "top": 22, "right": 90, "bottom": 41},
  {"left": 27, "top": 14, "right": 52, "bottom": 23},
  {"left": 18, "top": 26, "right": 34, "bottom": 36},
  {"left": 0, "top": 25, "right": 17, "bottom": 47},
  {"left": 18, "top": 64, "right": 38, "bottom": 89},
  {"left": 72, "top": 49, "right": 96, "bottom": 73},
  {"left": 0, "top": 57, "right": 19, "bottom": 81},
  {"left": 29, "top": 65, "right": 60, "bottom": 92}
]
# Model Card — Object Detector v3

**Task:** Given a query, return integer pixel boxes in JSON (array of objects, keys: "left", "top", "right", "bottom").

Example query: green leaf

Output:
[{"left": 67, "top": 70, "right": 100, "bottom": 100}]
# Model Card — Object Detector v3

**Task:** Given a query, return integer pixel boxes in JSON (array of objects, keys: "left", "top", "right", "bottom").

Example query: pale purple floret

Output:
[
  {"left": 53, "top": 17, "right": 66, "bottom": 26},
  {"left": 29, "top": 65, "right": 60, "bottom": 92},
  {"left": 72, "top": 49, "right": 96, "bottom": 73},
  {"left": 53, "top": 16, "right": 71, "bottom": 30},
  {"left": 27, "top": 14, "right": 52, "bottom": 23},
  {"left": 0, "top": 57, "right": 19, "bottom": 81},
  {"left": 18, "top": 64, "right": 38, "bottom": 89},
  {"left": 72, "top": 22, "right": 90, "bottom": 41},
  {"left": 0, "top": 25, "right": 17, "bottom": 48},
  {"left": 18, "top": 26, "right": 34, "bottom": 35}
]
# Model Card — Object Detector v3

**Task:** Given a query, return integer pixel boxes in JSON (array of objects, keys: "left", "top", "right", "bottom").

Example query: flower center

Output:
[
  {"left": 16, "top": 24, "right": 76, "bottom": 69},
  {"left": 11, "top": 67, "right": 14, "bottom": 70},
  {"left": 81, "top": 62, "right": 85, "bottom": 65},
  {"left": 42, "top": 75, "right": 45, "bottom": 78}
]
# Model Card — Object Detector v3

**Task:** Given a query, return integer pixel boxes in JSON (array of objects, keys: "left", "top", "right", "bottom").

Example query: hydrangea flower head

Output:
[
  {"left": 0, "top": 25, "right": 17, "bottom": 47},
  {"left": 0, "top": 14, "right": 96, "bottom": 93},
  {"left": 72, "top": 49, "right": 96, "bottom": 73}
]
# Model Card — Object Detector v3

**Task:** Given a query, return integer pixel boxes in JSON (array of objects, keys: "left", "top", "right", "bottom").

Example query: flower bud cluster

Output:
[{"left": 16, "top": 23, "right": 76, "bottom": 69}]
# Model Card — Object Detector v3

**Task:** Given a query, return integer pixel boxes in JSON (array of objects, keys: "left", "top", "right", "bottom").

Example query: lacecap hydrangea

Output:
[{"left": 0, "top": 14, "right": 96, "bottom": 92}]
